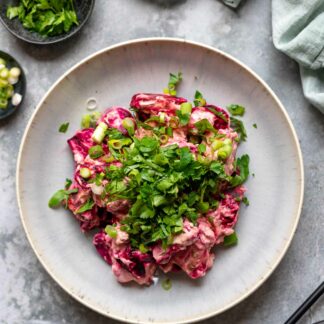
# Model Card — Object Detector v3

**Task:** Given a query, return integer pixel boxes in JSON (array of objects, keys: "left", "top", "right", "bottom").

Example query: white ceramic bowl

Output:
[{"left": 16, "top": 38, "right": 304, "bottom": 323}]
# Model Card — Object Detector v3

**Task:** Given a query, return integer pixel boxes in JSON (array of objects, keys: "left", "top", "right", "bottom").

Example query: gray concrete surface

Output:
[{"left": 0, "top": 0, "right": 323, "bottom": 323}]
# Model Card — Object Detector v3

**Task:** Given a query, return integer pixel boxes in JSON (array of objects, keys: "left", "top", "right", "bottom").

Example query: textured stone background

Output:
[{"left": 0, "top": 0, "right": 323, "bottom": 323}]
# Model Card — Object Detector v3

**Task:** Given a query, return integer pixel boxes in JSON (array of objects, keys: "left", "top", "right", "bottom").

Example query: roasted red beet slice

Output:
[
  {"left": 130, "top": 93, "right": 187, "bottom": 119},
  {"left": 99, "top": 107, "right": 136, "bottom": 135}
]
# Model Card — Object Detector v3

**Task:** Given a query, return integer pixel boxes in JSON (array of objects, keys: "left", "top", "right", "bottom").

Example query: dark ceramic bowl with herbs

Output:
[
  {"left": 0, "top": 51, "right": 26, "bottom": 120},
  {"left": 0, "top": 0, "right": 95, "bottom": 45}
]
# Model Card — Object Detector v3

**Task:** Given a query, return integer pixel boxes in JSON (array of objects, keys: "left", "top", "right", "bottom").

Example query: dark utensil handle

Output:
[{"left": 285, "top": 281, "right": 324, "bottom": 324}]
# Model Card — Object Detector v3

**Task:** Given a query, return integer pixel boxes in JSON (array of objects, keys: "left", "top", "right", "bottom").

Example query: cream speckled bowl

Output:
[{"left": 16, "top": 38, "right": 304, "bottom": 323}]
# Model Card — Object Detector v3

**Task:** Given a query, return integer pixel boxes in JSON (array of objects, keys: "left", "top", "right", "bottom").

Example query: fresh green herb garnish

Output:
[
  {"left": 164, "top": 72, "right": 182, "bottom": 96},
  {"left": 194, "top": 119, "right": 217, "bottom": 134},
  {"left": 198, "top": 143, "right": 206, "bottom": 154},
  {"left": 89, "top": 145, "right": 104, "bottom": 159},
  {"left": 6, "top": 0, "right": 79, "bottom": 37},
  {"left": 76, "top": 199, "right": 95, "bottom": 214},
  {"left": 227, "top": 104, "right": 245, "bottom": 116},
  {"left": 161, "top": 278, "right": 172, "bottom": 291},
  {"left": 253, "top": 123, "right": 257, "bottom": 129},
  {"left": 194, "top": 90, "right": 206, "bottom": 107},
  {"left": 230, "top": 154, "right": 250, "bottom": 187},
  {"left": 230, "top": 117, "right": 247, "bottom": 142},
  {"left": 242, "top": 196, "right": 250, "bottom": 206},
  {"left": 223, "top": 232, "right": 238, "bottom": 246},
  {"left": 59, "top": 122, "right": 69, "bottom": 133},
  {"left": 48, "top": 188, "right": 78, "bottom": 208},
  {"left": 101, "top": 136, "right": 234, "bottom": 249},
  {"left": 65, "top": 178, "right": 72, "bottom": 189},
  {"left": 176, "top": 110, "right": 190, "bottom": 126}
]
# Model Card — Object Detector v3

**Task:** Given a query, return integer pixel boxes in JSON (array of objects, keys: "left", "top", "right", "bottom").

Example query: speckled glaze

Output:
[
  {"left": 0, "top": 0, "right": 95, "bottom": 44},
  {"left": 16, "top": 38, "right": 304, "bottom": 323}
]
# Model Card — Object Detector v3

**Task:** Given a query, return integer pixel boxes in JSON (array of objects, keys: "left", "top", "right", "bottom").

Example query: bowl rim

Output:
[
  {"left": 16, "top": 37, "right": 304, "bottom": 323},
  {"left": 0, "top": 0, "right": 95, "bottom": 45}
]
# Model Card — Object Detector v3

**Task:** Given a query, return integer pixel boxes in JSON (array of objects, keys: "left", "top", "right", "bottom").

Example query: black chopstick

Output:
[{"left": 285, "top": 281, "right": 324, "bottom": 324}]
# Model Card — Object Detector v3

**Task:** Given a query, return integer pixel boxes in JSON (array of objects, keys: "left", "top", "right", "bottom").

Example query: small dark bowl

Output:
[
  {"left": 0, "top": 51, "right": 26, "bottom": 120},
  {"left": 0, "top": 0, "right": 95, "bottom": 45}
]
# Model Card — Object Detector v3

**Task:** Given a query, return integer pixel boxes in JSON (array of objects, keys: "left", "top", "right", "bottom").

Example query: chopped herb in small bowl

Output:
[{"left": 0, "top": 0, "right": 95, "bottom": 44}]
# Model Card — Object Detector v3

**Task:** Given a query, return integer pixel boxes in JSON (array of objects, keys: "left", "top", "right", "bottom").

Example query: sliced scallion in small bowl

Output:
[{"left": 0, "top": 51, "right": 26, "bottom": 120}]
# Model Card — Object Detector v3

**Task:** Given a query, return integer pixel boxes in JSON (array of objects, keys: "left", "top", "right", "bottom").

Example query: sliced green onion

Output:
[
  {"left": 80, "top": 167, "right": 91, "bottom": 179},
  {"left": 0, "top": 99, "right": 8, "bottom": 109},
  {"left": 11, "top": 93, "right": 22, "bottom": 106},
  {"left": 109, "top": 139, "right": 123, "bottom": 150},
  {"left": 81, "top": 114, "right": 91, "bottom": 128},
  {"left": 105, "top": 225, "right": 118, "bottom": 238},
  {"left": 102, "top": 155, "right": 115, "bottom": 163},
  {"left": 5, "top": 84, "right": 13, "bottom": 98},
  {"left": 218, "top": 144, "right": 232, "bottom": 159},
  {"left": 159, "top": 112, "right": 166, "bottom": 123},
  {"left": 89, "top": 145, "right": 104, "bottom": 159},
  {"left": 163, "top": 88, "right": 170, "bottom": 95},
  {"left": 139, "top": 243, "right": 148, "bottom": 253},
  {"left": 223, "top": 138, "right": 232, "bottom": 145},
  {"left": 0, "top": 68, "right": 9, "bottom": 79},
  {"left": 211, "top": 139, "right": 224, "bottom": 151},
  {"left": 0, "top": 79, "right": 8, "bottom": 88},
  {"left": 122, "top": 117, "right": 135, "bottom": 136},
  {"left": 9, "top": 67, "right": 21, "bottom": 78},
  {"left": 169, "top": 116, "right": 179, "bottom": 128},
  {"left": 197, "top": 155, "right": 211, "bottom": 165},
  {"left": 86, "top": 97, "right": 97, "bottom": 110},
  {"left": 180, "top": 102, "right": 192, "bottom": 114},
  {"left": 92, "top": 122, "right": 108, "bottom": 144},
  {"left": 161, "top": 278, "right": 172, "bottom": 291},
  {"left": 160, "top": 134, "right": 169, "bottom": 144}
]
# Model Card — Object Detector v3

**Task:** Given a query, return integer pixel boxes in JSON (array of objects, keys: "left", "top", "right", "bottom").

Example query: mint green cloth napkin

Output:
[{"left": 272, "top": 0, "right": 324, "bottom": 112}]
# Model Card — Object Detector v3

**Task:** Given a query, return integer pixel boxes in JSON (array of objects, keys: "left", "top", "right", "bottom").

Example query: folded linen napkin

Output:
[
  {"left": 272, "top": 0, "right": 324, "bottom": 113},
  {"left": 223, "top": 0, "right": 324, "bottom": 112}
]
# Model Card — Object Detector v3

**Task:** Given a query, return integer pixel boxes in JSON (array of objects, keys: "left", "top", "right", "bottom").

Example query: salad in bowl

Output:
[{"left": 49, "top": 73, "right": 249, "bottom": 286}]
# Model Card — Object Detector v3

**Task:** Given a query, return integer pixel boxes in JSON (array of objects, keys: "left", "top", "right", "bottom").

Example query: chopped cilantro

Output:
[
  {"left": 223, "top": 232, "right": 238, "bottom": 247},
  {"left": 227, "top": 104, "right": 245, "bottom": 116},
  {"left": 59, "top": 122, "right": 69, "bottom": 133},
  {"left": 194, "top": 90, "right": 206, "bottom": 107},
  {"left": 76, "top": 199, "right": 95, "bottom": 214},
  {"left": 48, "top": 188, "right": 78, "bottom": 208},
  {"left": 89, "top": 145, "right": 104, "bottom": 159},
  {"left": 230, "top": 154, "right": 250, "bottom": 187},
  {"left": 6, "top": 0, "right": 79, "bottom": 37},
  {"left": 65, "top": 178, "right": 72, "bottom": 189},
  {"left": 176, "top": 110, "right": 190, "bottom": 126},
  {"left": 242, "top": 196, "right": 250, "bottom": 206},
  {"left": 194, "top": 119, "right": 217, "bottom": 134},
  {"left": 198, "top": 143, "right": 206, "bottom": 154},
  {"left": 230, "top": 117, "right": 247, "bottom": 142},
  {"left": 253, "top": 123, "right": 257, "bottom": 129},
  {"left": 100, "top": 136, "right": 233, "bottom": 249},
  {"left": 164, "top": 72, "right": 182, "bottom": 96}
]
